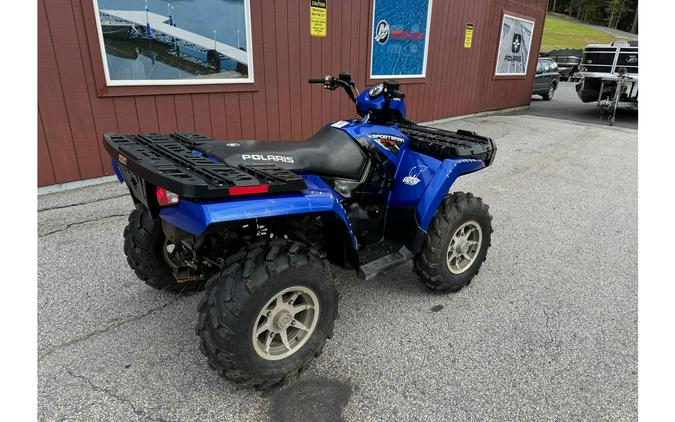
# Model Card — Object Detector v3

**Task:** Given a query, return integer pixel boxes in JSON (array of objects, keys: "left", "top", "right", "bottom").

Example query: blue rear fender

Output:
[{"left": 158, "top": 175, "right": 358, "bottom": 248}]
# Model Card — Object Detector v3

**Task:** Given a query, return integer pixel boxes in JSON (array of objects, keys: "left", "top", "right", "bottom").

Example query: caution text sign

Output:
[
  {"left": 464, "top": 23, "right": 474, "bottom": 48},
  {"left": 310, "top": 0, "right": 327, "bottom": 37}
]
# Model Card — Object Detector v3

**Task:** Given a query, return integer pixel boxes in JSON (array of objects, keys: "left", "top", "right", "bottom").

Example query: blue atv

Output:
[{"left": 103, "top": 73, "right": 496, "bottom": 388}]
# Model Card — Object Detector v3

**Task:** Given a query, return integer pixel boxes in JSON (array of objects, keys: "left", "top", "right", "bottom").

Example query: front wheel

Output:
[
  {"left": 414, "top": 192, "right": 492, "bottom": 293},
  {"left": 542, "top": 83, "right": 556, "bottom": 101},
  {"left": 196, "top": 239, "right": 337, "bottom": 389}
]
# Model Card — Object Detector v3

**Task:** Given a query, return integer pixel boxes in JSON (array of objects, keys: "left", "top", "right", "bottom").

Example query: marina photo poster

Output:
[
  {"left": 494, "top": 13, "right": 535, "bottom": 76},
  {"left": 370, "top": 0, "right": 433, "bottom": 78},
  {"left": 93, "top": 0, "right": 254, "bottom": 85}
]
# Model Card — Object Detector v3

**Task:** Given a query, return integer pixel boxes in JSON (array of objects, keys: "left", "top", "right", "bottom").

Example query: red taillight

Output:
[
  {"left": 156, "top": 187, "right": 180, "bottom": 206},
  {"left": 228, "top": 185, "right": 269, "bottom": 196}
]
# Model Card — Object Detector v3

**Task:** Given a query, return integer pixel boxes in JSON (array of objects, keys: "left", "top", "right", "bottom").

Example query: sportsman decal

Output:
[{"left": 369, "top": 134, "right": 405, "bottom": 154}]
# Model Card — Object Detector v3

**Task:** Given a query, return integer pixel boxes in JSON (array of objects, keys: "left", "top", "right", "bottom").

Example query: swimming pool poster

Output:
[
  {"left": 93, "top": 0, "right": 254, "bottom": 85},
  {"left": 370, "top": 0, "right": 433, "bottom": 78},
  {"left": 495, "top": 14, "right": 535, "bottom": 76}
]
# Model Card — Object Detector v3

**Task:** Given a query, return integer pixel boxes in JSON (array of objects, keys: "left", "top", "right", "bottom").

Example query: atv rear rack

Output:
[
  {"left": 398, "top": 123, "right": 497, "bottom": 165},
  {"left": 103, "top": 132, "right": 307, "bottom": 199}
]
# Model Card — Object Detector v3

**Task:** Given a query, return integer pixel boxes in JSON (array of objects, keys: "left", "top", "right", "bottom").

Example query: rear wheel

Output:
[
  {"left": 123, "top": 208, "right": 204, "bottom": 293},
  {"left": 414, "top": 192, "right": 492, "bottom": 293},
  {"left": 196, "top": 239, "right": 337, "bottom": 389}
]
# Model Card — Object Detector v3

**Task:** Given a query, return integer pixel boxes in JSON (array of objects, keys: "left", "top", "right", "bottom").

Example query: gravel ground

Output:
[{"left": 38, "top": 115, "right": 638, "bottom": 421}]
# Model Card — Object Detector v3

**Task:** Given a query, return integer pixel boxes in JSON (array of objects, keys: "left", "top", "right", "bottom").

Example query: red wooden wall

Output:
[{"left": 38, "top": 0, "right": 548, "bottom": 186}]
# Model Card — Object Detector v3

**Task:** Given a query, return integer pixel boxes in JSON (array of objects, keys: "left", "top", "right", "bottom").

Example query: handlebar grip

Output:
[
  {"left": 392, "top": 90, "right": 406, "bottom": 99},
  {"left": 308, "top": 78, "right": 325, "bottom": 84}
]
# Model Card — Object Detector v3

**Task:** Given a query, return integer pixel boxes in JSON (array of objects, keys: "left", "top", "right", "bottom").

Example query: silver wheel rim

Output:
[
  {"left": 446, "top": 221, "right": 482, "bottom": 275},
  {"left": 252, "top": 286, "right": 320, "bottom": 361},
  {"left": 549, "top": 86, "right": 554, "bottom": 98}
]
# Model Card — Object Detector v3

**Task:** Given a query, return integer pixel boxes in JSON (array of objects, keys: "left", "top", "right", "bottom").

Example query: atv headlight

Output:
[{"left": 368, "top": 83, "right": 384, "bottom": 97}]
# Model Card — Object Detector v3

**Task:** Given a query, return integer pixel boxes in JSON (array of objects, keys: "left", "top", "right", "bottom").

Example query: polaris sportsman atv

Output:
[{"left": 103, "top": 73, "right": 496, "bottom": 388}]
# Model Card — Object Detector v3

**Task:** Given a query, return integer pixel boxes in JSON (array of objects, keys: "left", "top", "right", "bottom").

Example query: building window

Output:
[
  {"left": 495, "top": 13, "right": 535, "bottom": 76},
  {"left": 370, "top": 0, "right": 433, "bottom": 79},
  {"left": 92, "top": 0, "right": 254, "bottom": 86}
]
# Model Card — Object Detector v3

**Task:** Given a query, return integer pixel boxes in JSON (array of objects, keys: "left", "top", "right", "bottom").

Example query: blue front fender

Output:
[
  {"left": 159, "top": 175, "right": 357, "bottom": 248},
  {"left": 415, "top": 159, "right": 485, "bottom": 230}
]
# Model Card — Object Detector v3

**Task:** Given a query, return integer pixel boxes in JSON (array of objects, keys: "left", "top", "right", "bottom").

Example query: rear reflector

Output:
[
  {"left": 228, "top": 185, "right": 269, "bottom": 196},
  {"left": 156, "top": 187, "right": 180, "bottom": 206}
]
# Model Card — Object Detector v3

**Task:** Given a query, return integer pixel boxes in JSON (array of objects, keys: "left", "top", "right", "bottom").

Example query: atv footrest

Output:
[
  {"left": 103, "top": 132, "right": 307, "bottom": 199},
  {"left": 398, "top": 122, "right": 497, "bottom": 165},
  {"left": 358, "top": 239, "right": 413, "bottom": 280}
]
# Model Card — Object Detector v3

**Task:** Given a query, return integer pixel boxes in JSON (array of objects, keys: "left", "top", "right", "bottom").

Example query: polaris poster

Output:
[
  {"left": 370, "top": 0, "right": 433, "bottom": 78},
  {"left": 495, "top": 14, "right": 535, "bottom": 76}
]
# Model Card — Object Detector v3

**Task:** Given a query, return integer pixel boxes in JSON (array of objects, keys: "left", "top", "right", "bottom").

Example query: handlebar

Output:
[
  {"left": 382, "top": 80, "right": 405, "bottom": 99},
  {"left": 309, "top": 73, "right": 408, "bottom": 123},
  {"left": 309, "top": 75, "right": 357, "bottom": 103},
  {"left": 391, "top": 90, "right": 405, "bottom": 99},
  {"left": 308, "top": 74, "right": 405, "bottom": 104}
]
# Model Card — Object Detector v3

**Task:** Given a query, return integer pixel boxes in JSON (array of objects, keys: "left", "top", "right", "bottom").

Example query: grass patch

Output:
[{"left": 540, "top": 13, "right": 616, "bottom": 52}]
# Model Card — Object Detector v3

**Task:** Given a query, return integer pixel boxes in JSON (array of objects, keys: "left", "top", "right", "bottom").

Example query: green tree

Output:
[
  {"left": 551, "top": 0, "right": 638, "bottom": 33},
  {"left": 606, "top": 0, "right": 633, "bottom": 29}
]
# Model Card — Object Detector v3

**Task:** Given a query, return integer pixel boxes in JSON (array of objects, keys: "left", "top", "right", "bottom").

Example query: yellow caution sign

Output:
[
  {"left": 310, "top": 0, "right": 327, "bottom": 37},
  {"left": 464, "top": 23, "right": 474, "bottom": 48}
]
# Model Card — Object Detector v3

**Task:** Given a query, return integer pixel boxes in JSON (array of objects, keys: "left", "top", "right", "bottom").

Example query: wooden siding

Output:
[{"left": 38, "top": 0, "right": 547, "bottom": 186}]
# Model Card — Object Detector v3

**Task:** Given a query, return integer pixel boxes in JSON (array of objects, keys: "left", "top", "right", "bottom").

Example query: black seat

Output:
[{"left": 196, "top": 127, "right": 368, "bottom": 181}]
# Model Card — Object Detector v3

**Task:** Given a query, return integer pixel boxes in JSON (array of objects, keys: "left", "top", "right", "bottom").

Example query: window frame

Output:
[{"left": 91, "top": 0, "right": 255, "bottom": 87}]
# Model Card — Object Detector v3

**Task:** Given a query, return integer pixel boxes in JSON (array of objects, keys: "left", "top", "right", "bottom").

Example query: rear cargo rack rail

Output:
[
  {"left": 103, "top": 132, "right": 307, "bottom": 199},
  {"left": 398, "top": 123, "right": 497, "bottom": 165}
]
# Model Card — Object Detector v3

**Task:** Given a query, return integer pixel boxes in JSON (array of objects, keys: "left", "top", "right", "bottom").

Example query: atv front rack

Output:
[
  {"left": 398, "top": 123, "right": 497, "bottom": 165},
  {"left": 103, "top": 132, "right": 307, "bottom": 199}
]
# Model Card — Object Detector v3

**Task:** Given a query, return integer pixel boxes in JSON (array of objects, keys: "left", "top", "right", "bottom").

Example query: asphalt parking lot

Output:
[
  {"left": 506, "top": 81, "right": 638, "bottom": 130},
  {"left": 38, "top": 114, "right": 638, "bottom": 421}
]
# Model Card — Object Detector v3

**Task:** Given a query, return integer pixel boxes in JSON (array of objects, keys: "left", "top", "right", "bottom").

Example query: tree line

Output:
[{"left": 548, "top": 0, "right": 638, "bottom": 33}]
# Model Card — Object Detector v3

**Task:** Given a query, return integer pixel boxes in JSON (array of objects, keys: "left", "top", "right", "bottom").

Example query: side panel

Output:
[
  {"left": 337, "top": 122, "right": 408, "bottom": 165},
  {"left": 415, "top": 159, "right": 485, "bottom": 230},
  {"left": 158, "top": 175, "right": 358, "bottom": 247},
  {"left": 388, "top": 150, "right": 442, "bottom": 207}
]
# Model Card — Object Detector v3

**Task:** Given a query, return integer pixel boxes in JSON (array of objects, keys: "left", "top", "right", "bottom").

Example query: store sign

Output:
[
  {"left": 464, "top": 23, "right": 474, "bottom": 48},
  {"left": 92, "top": 0, "right": 254, "bottom": 86},
  {"left": 495, "top": 14, "right": 534, "bottom": 76},
  {"left": 370, "top": 0, "right": 433, "bottom": 78},
  {"left": 310, "top": 0, "right": 327, "bottom": 37}
]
